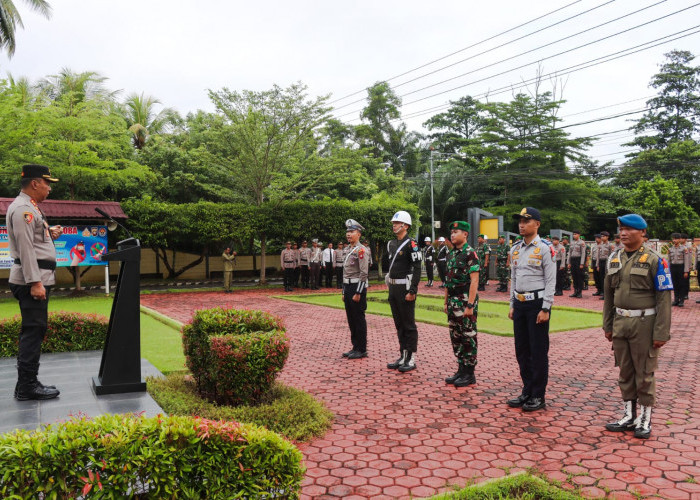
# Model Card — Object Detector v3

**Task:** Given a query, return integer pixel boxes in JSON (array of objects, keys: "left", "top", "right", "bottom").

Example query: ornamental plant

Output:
[
  {"left": 182, "top": 308, "right": 289, "bottom": 405},
  {"left": 0, "top": 311, "right": 107, "bottom": 358},
  {"left": 0, "top": 413, "right": 304, "bottom": 498}
]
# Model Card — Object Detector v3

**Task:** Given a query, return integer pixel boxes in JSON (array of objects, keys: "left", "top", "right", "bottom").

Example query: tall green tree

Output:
[
  {"left": 627, "top": 50, "right": 700, "bottom": 151},
  {"left": 0, "top": 0, "right": 50, "bottom": 56},
  {"left": 121, "top": 92, "right": 179, "bottom": 149},
  {"left": 423, "top": 96, "right": 487, "bottom": 154}
]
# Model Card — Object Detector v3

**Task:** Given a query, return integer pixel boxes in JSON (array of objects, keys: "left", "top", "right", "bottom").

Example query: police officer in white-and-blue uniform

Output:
[{"left": 507, "top": 207, "right": 556, "bottom": 412}]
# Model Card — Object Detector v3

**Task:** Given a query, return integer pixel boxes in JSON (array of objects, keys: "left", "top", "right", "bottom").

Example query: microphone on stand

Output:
[{"left": 95, "top": 207, "right": 133, "bottom": 240}]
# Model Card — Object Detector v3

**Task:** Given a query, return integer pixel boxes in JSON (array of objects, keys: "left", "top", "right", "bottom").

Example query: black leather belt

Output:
[{"left": 14, "top": 258, "right": 56, "bottom": 271}]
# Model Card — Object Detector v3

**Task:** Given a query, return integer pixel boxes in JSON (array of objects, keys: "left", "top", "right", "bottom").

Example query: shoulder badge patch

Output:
[
  {"left": 655, "top": 258, "right": 673, "bottom": 291},
  {"left": 23, "top": 212, "right": 33, "bottom": 224}
]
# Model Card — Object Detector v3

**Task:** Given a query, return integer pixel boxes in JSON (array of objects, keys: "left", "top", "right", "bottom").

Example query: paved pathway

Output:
[{"left": 142, "top": 285, "right": 700, "bottom": 499}]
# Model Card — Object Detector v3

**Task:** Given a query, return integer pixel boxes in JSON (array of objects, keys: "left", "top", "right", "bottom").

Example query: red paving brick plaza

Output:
[{"left": 142, "top": 285, "right": 700, "bottom": 499}]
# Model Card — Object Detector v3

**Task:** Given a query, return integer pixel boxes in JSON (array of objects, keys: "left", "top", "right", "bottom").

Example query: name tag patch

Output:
[{"left": 527, "top": 260, "right": 542, "bottom": 267}]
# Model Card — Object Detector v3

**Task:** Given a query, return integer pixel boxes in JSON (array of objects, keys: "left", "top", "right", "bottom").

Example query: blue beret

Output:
[{"left": 617, "top": 214, "right": 647, "bottom": 230}]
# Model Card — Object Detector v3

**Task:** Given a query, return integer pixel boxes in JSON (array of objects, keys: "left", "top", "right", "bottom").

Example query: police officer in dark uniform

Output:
[
  {"left": 424, "top": 237, "right": 435, "bottom": 287},
  {"left": 507, "top": 207, "right": 556, "bottom": 412},
  {"left": 341, "top": 220, "right": 370, "bottom": 359},
  {"left": 436, "top": 237, "right": 448, "bottom": 287},
  {"left": 384, "top": 211, "right": 422, "bottom": 372},
  {"left": 7, "top": 164, "right": 62, "bottom": 400}
]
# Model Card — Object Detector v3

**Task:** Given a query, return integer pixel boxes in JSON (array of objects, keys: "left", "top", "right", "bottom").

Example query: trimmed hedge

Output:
[
  {"left": 0, "top": 311, "right": 108, "bottom": 358},
  {"left": 0, "top": 413, "right": 304, "bottom": 498},
  {"left": 182, "top": 308, "right": 289, "bottom": 405}
]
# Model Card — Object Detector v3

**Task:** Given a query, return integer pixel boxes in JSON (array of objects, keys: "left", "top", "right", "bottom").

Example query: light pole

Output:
[{"left": 430, "top": 147, "right": 435, "bottom": 242}]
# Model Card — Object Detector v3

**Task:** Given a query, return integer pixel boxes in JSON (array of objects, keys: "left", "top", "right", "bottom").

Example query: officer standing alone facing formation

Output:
[
  {"left": 603, "top": 214, "right": 671, "bottom": 439},
  {"left": 8, "top": 164, "right": 63, "bottom": 400},
  {"left": 551, "top": 236, "right": 566, "bottom": 296},
  {"left": 385, "top": 211, "right": 422, "bottom": 372},
  {"left": 668, "top": 233, "right": 690, "bottom": 307},
  {"left": 341, "top": 220, "right": 370, "bottom": 360},
  {"left": 507, "top": 207, "right": 556, "bottom": 412},
  {"left": 280, "top": 241, "right": 297, "bottom": 292},
  {"left": 299, "top": 240, "right": 311, "bottom": 288},
  {"left": 495, "top": 234, "right": 510, "bottom": 292},
  {"left": 222, "top": 247, "right": 237, "bottom": 293},
  {"left": 436, "top": 237, "right": 448, "bottom": 287},
  {"left": 595, "top": 231, "right": 614, "bottom": 300},
  {"left": 476, "top": 235, "right": 491, "bottom": 291},
  {"left": 424, "top": 237, "right": 435, "bottom": 287},
  {"left": 443, "top": 221, "right": 480, "bottom": 387},
  {"left": 309, "top": 239, "right": 322, "bottom": 290},
  {"left": 567, "top": 230, "right": 587, "bottom": 298}
]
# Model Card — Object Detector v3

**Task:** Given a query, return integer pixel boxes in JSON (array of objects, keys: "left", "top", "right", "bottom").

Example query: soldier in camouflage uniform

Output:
[
  {"left": 444, "top": 221, "right": 480, "bottom": 388},
  {"left": 495, "top": 234, "right": 510, "bottom": 292},
  {"left": 476, "top": 234, "right": 491, "bottom": 291}
]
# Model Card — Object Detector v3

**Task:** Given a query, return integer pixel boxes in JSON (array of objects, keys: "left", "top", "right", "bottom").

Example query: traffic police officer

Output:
[
  {"left": 444, "top": 221, "right": 480, "bottom": 387},
  {"left": 436, "top": 237, "right": 448, "bottom": 287},
  {"left": 280, "top": 241, "right": 297, "bottom": 292},
  {"left": 567, "top": 230, "right": 587, "bottom": 298},
  {"left": 341, "top": 220, "right": 370, "bottom": 359},
  {"left": 495, "top": 234, "right": 510, "bottom": 292},
  {"left": 476, "top": 234, "right": 491, "bottom": 291},
  {"left": 385, "top": 211, "right": 422, "bottom": 372},
  {"left": 507, "top": 207, "right": 556, "bottom": 412},
  {"left": 8, "top": 164, "right": 62, "bottom": 400},
  {"left": 424, "top": 237, "right": 435, "bottom": 287},
  {"left": 603, "top": 214, "right": 671, "bottom": 439}
]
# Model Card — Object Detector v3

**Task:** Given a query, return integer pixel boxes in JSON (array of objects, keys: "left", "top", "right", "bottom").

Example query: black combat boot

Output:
[
  {"left": 398, "top": 350, "right": 416, "bottom": 372},
  {"left": 387, "top": 351, "right": 406, "bottom": 369},
  {"left": 15, "top": 365, "right": 59, "bottom": 401},
  {"left": 605, "top": 400, "right": 637, "bottom": 432},
  {"left": 569, "top": 290, "right": 579, "bottom": 298},
  {"left": 445, "top": 365, "right": 465, "bottom": 384},
  {"left": 634, "top": 405, "right": 652, "bottom": 439},
  {"left": 453, "top": 365, "right": 476, "bottom": 387}
]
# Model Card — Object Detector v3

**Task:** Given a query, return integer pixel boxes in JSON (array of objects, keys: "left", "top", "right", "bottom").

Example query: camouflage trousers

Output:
[
  {"left": 478, "top": 267, "right": 488, "bottom": 286},
  {"left": 447, "top": 292, "right": 478, "bottom": 367},
  {"left": 496, "top": 261, "right": 509, "bottom": 287}
]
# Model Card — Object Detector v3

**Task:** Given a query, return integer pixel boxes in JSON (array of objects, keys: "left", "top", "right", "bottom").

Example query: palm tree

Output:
[
  {"left": 36, "top": 67, "right": 120, "bottom": 115},
  {"left": 122, "top": 92, "right": 179, "bottom": 149},
  {"left": 0, "top": 0, "right": 51, "bottom": 57}
]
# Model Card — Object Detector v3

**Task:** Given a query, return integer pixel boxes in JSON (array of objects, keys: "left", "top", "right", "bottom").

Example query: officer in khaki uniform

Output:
[
  {"left": 603, "top": 214, "right": 672, "bottom": 439},
  {"left": 7, "top": 164, "right": 63, "bottom": 401},
  {"left": 341, "top": 220, "right": 370, "bottom": 359},
  {"left": 668, "top": 233, "right": 691, "bottom": 307},
  {"left": 222, "top": 248, "right": 237, "bottom": 293},
  {"left": 299, "top": 241, "right": 311, "bottom": 288},
  {"left": 280, "top": 241, "right": 297, "bottom": 292}
]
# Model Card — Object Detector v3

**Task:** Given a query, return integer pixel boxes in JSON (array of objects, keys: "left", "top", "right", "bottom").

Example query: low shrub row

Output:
[
  {"left": 0, "top": 311, "right": 107, "bottom": 358},
  {"left": 0, "top": 413, "right": 304, "bottom": 498}
]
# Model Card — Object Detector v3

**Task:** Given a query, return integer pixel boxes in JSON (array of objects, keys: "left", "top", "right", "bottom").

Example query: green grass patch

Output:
[
  {"left": 148, "top": 373, "right": 333, "bottom": 443},
  {"left": 429, "top": 472, "right": 583, "bottom": 499},
  {"left": 279, "top": 291, "right": 601, "bottom": 336},
  {"left": 0, "top": 295, "right": 186, "bottom": 374}
]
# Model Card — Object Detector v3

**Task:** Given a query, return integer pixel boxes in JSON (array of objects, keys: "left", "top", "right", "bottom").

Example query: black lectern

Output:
[{"left": 92, "top": 237, "right": 147, "bottom": 395}]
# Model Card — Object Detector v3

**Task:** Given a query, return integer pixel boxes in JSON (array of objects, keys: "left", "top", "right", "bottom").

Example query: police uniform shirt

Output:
[
  {"left": 567, "top": 239, "right": 587, "bottom": 263},
  {"left": 437, "top": 245, "right": 448, "bottom": 262},
  {"left": 509, "top": 235, "right": 557, "bottom": 309},
  {"left": 424, "top": 245, "right": 435, "bottom": 263},
  {"left": 552, "top": 243, "right": 566, "bottom": 269},
  {"left": 280, "top": 249, "right": 297, "bottom": 269},
  {"left": 603, "top": 246, "right": 671, "bottom": 341},
  {"left": 7, "top": 192, "right": 57, "bottom": 286},
  {"left": 386, "top": 236, "right": 422, "bottom": 294},
  {"left": 343, "top": 243, "right": 369, "bottom": 293},
  {"left": 597, "top": 242, "right": 614, "bottom": 266},
  {"left": 309, "top": 247, "right": 322, "bottom": 264},
  {"left": 668, "top": 245, "right": 691, "bottom": 272},
  {"left": 334, "top": 248, "right": 344, "bottom": 268},
  {"left": 591, "top": 243, "right": 599, "bottom": 264},
  {"left": 299, "top": 247, "right": 311, "bottom": 265}
]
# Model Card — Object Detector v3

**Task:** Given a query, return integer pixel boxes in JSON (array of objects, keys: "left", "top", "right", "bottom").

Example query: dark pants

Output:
[
  {"left": 598, "top": 259, "right": 607, "bottom": 295},
  {"left": 437, "top": 261, "right": 447, "bottom": 284},
  {"left": 310, "top": 263, "right": 321, "bottom": 289},
  {"left": 344, "top": 286, "right": 367, "bottom": 352},
  {"left": 283, "top": 268, "right": 295, "bottom": 289},
  {"left": 324, "top": 264, "right": 334, "bottom": 287},
  {"left": 336, "top": 267, "right": 343, "bottom": 288},
  {"left": 293, "top": 267, "right": 300, "bottom": 287},
  {"left": 387, "top": 284, "right": 418, "bottom": 352},
  {"left": 670, "top": 264, "right": 686, "bottom": 302},
  {"left": 10, "top": 284, "right": 51, "bottom": 386},
  {"left": 425, "top": 261, "right": 434, "bottom": 283},
  {"left": 555, "top": 266, "right": 565, "bottom": 293},
  {"left": 570, "top": 257, "right": 583, "bottom": 292},
  {"left": 593, "top": 264, "right": 601, "bottom": 293},
  {"left": 512, "top": 298, "right": 550, "bottom": 399},
  {"left": 301, "top": 265, "right": 310, "bottom": 288}
]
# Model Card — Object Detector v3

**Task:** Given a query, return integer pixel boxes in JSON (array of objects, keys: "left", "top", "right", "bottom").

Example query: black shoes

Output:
[
  {"left": 342, "top": 350, "right": 354, "bottom": 358},
  {"left": 15, "top": 382, "right": 60, "bottom": 401},
  {"left": 592, "top": 291, "right": 602, "bottom": 296},
  {"left": 347, "top": 351, "right": 367, "bottom": 359},
  {"left": 398, "top": 350, "right": 416, "bottom": 372},
  {"left": 522, "top": 397, "right": 546, "bottom": 412},
  {"left": 605, "top": 400, "right": 637, "bottom": 432},
  {"left": 507, "top": 393, "right": 531, "bottom": 408},
  {"left": 453, "top": 366, "right": 476, "bottom": 387},
  {"left": 445, "top": 369, "right": 462, "bottom": 384},
  {"left": 387, "top": 352, "right": 406, "bottom": 369},
  {"left": 634, "top": 405, "right": 652, "bottom": 439},
  {"left": 569, "top": 291, "right": 579, "bottom": 298},
  {"left": 554, "top": 291, "right": 563, "bottom": 296}
]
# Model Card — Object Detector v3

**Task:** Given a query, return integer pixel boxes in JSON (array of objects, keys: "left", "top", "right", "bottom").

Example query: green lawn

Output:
[
  {"left": 279, "top": 291, "right": 601, "bottom": 336},
  {"left": 0, "top": 295, "right": 186, "bottom": 374}
]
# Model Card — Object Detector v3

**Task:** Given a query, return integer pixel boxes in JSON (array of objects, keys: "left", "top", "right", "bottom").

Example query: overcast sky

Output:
[{"left": 2, "top": 0, "right": 699, "bottom": 166}]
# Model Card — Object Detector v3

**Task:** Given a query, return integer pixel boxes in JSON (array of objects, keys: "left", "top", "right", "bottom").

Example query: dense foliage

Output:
[
  {"left": 0, "top": 413, "right": 304, "bottom": 498},
  {"left": 182, "top": 308, "right": 289, "bottom": 405},
  {"left": 0, "top": 311, "right": 107, "bottom": 357}
]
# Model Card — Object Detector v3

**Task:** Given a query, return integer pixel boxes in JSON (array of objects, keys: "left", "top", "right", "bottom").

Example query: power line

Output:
[{"left": 327, "top": 0, "right": 584, "bottom": 105}]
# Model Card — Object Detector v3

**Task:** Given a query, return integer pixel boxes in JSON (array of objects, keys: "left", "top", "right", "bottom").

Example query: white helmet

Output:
[
  {"left": 391, "top": 211, "right": 412, "bottom": 226},
  {"left": 424, "top": 237, "right": 431, "bottom": 242}
]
